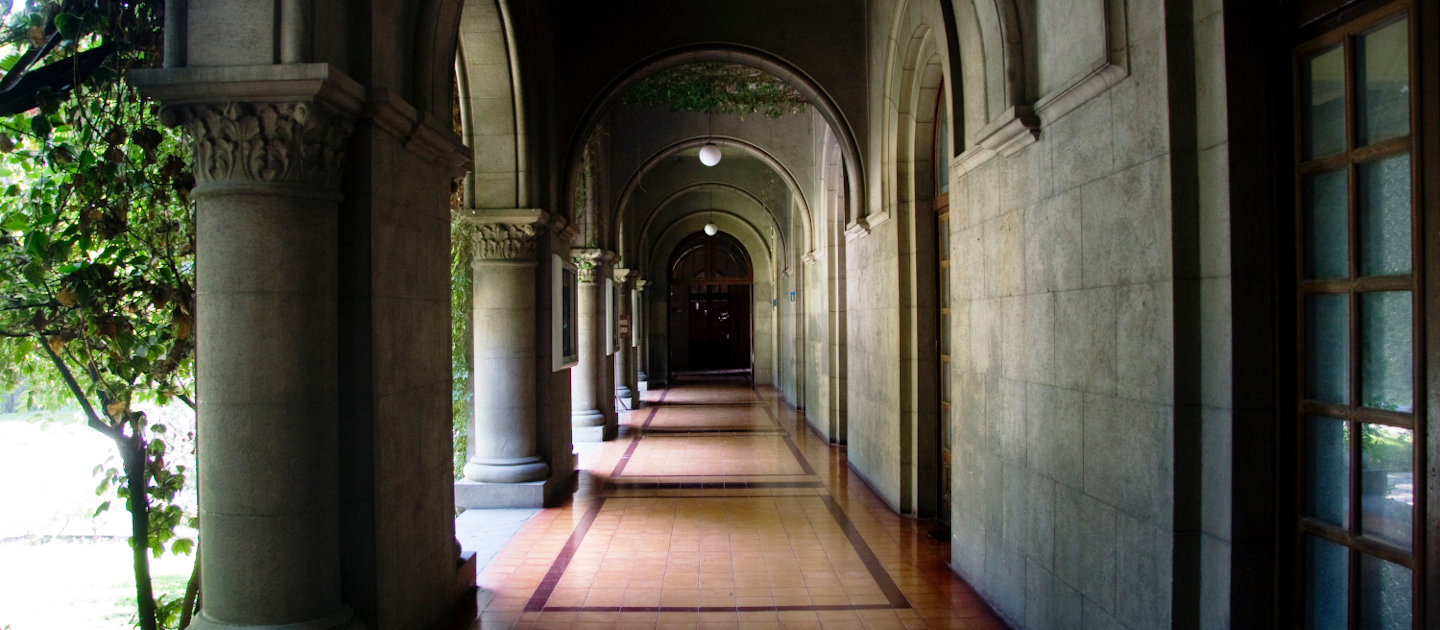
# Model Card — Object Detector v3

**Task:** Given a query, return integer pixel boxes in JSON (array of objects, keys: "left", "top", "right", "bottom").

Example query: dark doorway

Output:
[{"left": 667, "top": 232, "right": 754, "bottom": 379}]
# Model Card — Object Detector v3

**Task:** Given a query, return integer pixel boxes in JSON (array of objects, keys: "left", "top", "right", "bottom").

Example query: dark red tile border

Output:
[
  {"left": 606, "top": 481, "right": 825, "bottom": 490},
  {"left": 640, "top": 427, "right": 784, "bottom": 434},
  {"left": 780, "top": 433, "right": 817, "bottom": 476},
  {"left": 536, "top": 604, "right": 899, "bottom": 613},
  {"left": 523, "top": 497, "right": 607, "bottom": 612},
  {"left": 820, "top": 494, "right": 910, "bottom": 609},
  {"left": 610, "top": 390, "right": 669, "bottom": 478},
  {"left": 758, "top": 401, "right": 819, "bottom": 476},
  {"left": 522, "top": 495, "right": 909, "bottom": 612}
]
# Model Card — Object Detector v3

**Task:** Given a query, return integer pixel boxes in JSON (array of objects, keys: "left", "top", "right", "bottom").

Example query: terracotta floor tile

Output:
[{"left": 468, "top": 382, "right": 1010, "bottom": 629}]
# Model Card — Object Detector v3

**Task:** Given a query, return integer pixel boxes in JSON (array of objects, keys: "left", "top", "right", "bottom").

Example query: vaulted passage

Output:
[{"left": 474, "top": 380, "right": 1008, "bottom": 628}]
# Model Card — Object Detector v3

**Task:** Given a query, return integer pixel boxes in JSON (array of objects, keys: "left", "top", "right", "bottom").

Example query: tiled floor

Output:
[{"left": 474, "top": 378, "right": 1011, "bottom": 629}]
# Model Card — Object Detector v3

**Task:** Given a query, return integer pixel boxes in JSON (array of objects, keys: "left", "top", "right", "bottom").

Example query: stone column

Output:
[
  {"left": 571, "top": 248, "right": 615, "bottom": 441},
  {"left": 612, "top": 269, "right": 633, "bottom": 403},
  {"left": 457, "top": 214, "right": 550, "bottom": 505},
  {"left": 173, "top": 99, "right": 363, "bottom": 630},
  {"left": 635, "top": 279, "right": 649, "bottom": 391}
]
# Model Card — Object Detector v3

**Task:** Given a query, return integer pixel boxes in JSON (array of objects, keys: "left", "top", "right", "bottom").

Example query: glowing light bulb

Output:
[
  {"left": 698, "top": 143, "right": 721, "bottom": 166},
  {"left": 704, "top": 223, "right": 718, "bottom": 236}
]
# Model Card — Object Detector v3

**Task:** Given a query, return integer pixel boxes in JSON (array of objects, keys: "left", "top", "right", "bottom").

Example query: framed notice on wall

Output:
[
  {"left": 604, "top": 278, "right": 615, "bottom": 356},
  {"left": 630, "top": 289, "right": 640, "bottom": 348},
  {"left": 553, "top": 254, "right": 578, "bottom": 371}
]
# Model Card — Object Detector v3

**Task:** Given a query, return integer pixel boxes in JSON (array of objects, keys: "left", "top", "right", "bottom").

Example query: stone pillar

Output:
[
  {"left": 635, "top": 279, "right": 649, "bottom": 391},
  {"left": 456, "top": 214, "right": 551, "bottom": 506},
  {"left": 571, "top": 249, "right": 615, "bottom": 441},
  {"left": 612, "top": 269, "right": 633, "bottom": 403},
  {"left": 169, "top": 97, "right": 363, "bottom": 629}
]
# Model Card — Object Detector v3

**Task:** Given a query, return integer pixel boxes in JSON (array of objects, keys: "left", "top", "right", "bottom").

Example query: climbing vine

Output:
[{"left": 621, "top": 62, "right": 807, "bottom": 119}]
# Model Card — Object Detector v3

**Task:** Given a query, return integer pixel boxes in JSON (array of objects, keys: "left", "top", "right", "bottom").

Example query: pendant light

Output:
[
  {"left": 703, "top": 185, "right": 718, "bottom": 236},
  {"left": 699, "top": 110, "right": 721, "bottom": 166},
  {"left": 698, "top": 143, "right": 721, "bottom": 167}
]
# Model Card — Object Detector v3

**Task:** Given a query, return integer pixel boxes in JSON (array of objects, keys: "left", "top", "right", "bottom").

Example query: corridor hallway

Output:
[{"left": 474, "top": 380, "right": 1011, "bottom": 629}]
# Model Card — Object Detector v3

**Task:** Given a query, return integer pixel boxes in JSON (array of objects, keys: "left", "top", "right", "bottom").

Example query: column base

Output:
[
  {"left": 572, "top": 422, "right": 616, "bottom": 443},
  {"left": 462, "top": 456, "right": 549, "bottom": 484},
  {"left": 187, "top": 608, "right": 364, "bottom": 630},
  {"left": 455, "top": 476, "right": 568, "bottom": 509},
  {"left": 615, "top": 385, "right": 632, "bottom": 399},
  {"left": 571, "top": 409, "right": 603, "bottom": 426}
]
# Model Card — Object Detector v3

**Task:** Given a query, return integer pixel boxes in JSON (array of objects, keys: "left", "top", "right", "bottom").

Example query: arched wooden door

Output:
[{"left": 667, "top": 232, "right": 754, "bottom": 377}]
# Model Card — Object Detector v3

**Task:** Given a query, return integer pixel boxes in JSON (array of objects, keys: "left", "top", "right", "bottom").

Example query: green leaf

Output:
[
  {"left": 30, "top": 114, "right": 50, "bottom": 138},
  {"left": 171, "top": 537, "right": 193, "bottom": 556},
  {"left": 2, "top": 213, "right": 25, "bottom": 231},
  {"left": 53, "top": 13, "right": 78, "bottom": 40},
  {"left": 21, "top": 261, "right": 43, "bottom": 287},
  {"left": 92, "top": 500, "right": 110, "bottom": 517},
  {"left": 24, "top": 231, "right": 49, "bottom": 259}
]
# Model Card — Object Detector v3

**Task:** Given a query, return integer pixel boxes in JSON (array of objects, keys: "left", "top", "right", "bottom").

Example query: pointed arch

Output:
[{"left": 456, "top": 0, "right": 527, "bottom": 209}]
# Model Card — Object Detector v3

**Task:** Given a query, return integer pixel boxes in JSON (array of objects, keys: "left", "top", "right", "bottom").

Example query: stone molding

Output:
[
  {"left": 845, "top": 219, "right": 871, "bottom": 242},
  {"left": 169, "top": 101, "right": 354, "bottom": 189},
  {"left": 550, "top": 217, "right": 579, "bottom": 246},
  {"left": 569, "top": 248, "right": 614, "bottom": 284},
  {"left": 131, "top": 63, "right": 470, "bottom": 183},
  {"left": 366, "top": 88, "right": 471, "bottom": 177},
  {"left": 460, "top": 208, "right": 550, "bottom": 262},
  {"left": 473, "top": 222, "right": 541, "bottom": 261}
]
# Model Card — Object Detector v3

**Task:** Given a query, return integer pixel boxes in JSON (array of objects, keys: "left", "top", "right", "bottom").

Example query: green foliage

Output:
[
  {"left": 1361, "top": 424, "right": 1412, "bottom": 471},
  {"left": 451, "top": 216, "right": 474, "bottom": 480},
  {"left": 0, "top": 2, "right": 197, "bottom": 629},
  {"left": 621, "top": 62, "right": 807, "bottom": 119}
]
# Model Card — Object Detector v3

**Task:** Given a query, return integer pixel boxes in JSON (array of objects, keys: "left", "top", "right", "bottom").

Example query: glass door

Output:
[{"left": 1292, "top": 3, "right": 1425, "bottom": 627}]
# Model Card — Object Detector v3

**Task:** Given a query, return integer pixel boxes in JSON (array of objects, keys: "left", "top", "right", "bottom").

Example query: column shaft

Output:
[
  {"left": 174, "top": 101, "right": 360, "bottom": 630},
  {"left": 464, "top": 255, "right": 547, "bottom": 483},
  {"left": 571, "top": 280, "right": 604, "bottom": 428}
]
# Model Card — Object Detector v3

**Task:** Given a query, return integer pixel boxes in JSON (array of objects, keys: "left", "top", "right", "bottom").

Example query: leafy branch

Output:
[{"left": 621, "top": 62, "right": 808, "bottom": 119}]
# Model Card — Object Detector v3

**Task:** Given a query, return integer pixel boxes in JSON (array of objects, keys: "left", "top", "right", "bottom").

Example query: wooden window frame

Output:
[{"left": 1288, "top": 1, "right": 1435, "bottom": 626}]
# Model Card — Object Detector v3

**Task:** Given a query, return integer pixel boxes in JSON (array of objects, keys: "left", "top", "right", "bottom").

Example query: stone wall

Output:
[
  {"left": 941, "top": 1, "right": 1180, "bottom": 628},
  {"left": 338, "top": 114, "right": 469, "bottom": 630},
  {"left": 845, "top": 216, "right": 905, "bottom": 508}
]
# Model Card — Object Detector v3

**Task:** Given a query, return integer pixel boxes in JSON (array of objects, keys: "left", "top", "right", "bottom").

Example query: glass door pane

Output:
[
  {"left": 1303, "top": 45, "right": 1347, "bottom": 160},
  {"left": 1293, "top": 6, "right": 1420, "bottom": 628},
  {"left": 1356, "top": 18, "right": 1410, "bottom": 146}
]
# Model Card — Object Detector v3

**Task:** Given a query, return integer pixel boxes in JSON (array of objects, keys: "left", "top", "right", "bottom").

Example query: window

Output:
[{"left": 1292, "top": 4, "right": 1424, "bottom": 626}]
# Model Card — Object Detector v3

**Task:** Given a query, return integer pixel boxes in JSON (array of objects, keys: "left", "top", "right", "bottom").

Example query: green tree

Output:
[{"left": 0, "top": 2, "right": 199, "bottom": 628}]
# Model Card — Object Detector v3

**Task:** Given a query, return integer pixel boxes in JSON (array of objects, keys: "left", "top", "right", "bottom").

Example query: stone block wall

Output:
[
  {"left": 845, "top": 217, "right": 905, "bottom": 508},
  {"left": 338, "top": 118, "right": 470, "bottom": 630},
  {"left": 942, "top": 1, "right": 1182, "bottom": 628}
]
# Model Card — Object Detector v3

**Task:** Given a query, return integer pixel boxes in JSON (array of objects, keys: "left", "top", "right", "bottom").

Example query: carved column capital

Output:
[
  {"left": 612, "top": 268, "right": 632, "bottom": 286},
  {"left": 471, "top": 221, "right": 543, "bottom": 262},
  {"left": 166, "top": 101, "right": 354, "bottom": 193},
  {"left": 633, "top": 279, "right": 648, "bottom": 293},
  {"left": 569, "top": 248, "right": 615, "bottom": 284}
]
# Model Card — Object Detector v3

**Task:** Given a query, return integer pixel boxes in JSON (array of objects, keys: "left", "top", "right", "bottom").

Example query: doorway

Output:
[{"left": 667, "top": 231, "right": 754, "bottom": 380}]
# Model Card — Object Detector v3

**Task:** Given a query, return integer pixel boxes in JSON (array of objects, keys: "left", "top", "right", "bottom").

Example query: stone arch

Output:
[
  {"left": 413, "top": 0, "right": 466, "bottom": 122},
  {"left": 882, "top": 0, "right": 952, "bottom": 517},
  {"left": 609, "top": 136, "right": 813, "bottom": 266},
  {"left": 949, "top": 0, "right": 1032, "bottom": 149},
  {"left": 636, "top": 183, "right": 787, "bottom": 278},
  {"left": 565, "top": 45, "right": 865, "bottom": 228},
  {"left": 646, "top": 206, "right": 779, "bottom": 387},
  {"left": 456, "top": 0, "right": 527, "bottom": 209}
]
